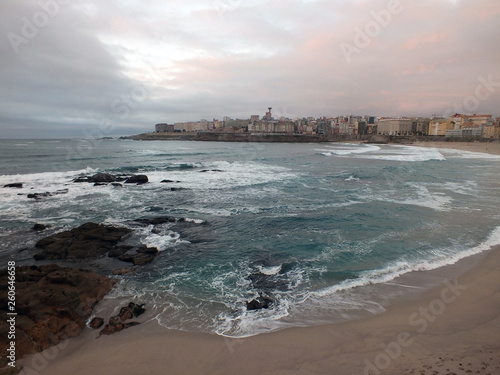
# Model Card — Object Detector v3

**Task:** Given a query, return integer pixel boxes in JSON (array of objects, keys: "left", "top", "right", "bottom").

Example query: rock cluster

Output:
[
  {"left": 0, "top": 265, "right": 114, "bottom": 363},
  {"left": 94, "top": 302, "right": 145, "bottom": 336},
  {"left": 74, "top": 173, "right": 149, "bottom": 185},
  {"left": 33, "top": 222, "right": 160, "bottom": 266},
  {"left": 246, "top": 294, "right": 274, "bottom": 310},
  {"left": 27, "top": 189, "right": 68, "bottom": 200}
]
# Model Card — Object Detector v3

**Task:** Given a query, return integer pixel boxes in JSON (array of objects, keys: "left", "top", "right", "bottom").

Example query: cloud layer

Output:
[{"left": 1, "top": 0, "right": 499, "bottom": 138}]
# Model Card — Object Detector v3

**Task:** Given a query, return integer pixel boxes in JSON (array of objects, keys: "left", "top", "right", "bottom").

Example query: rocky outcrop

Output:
[
  {"left": 246, "top": 294, "right": 274, "bottom": 310},
  {"left": 27, "top": 189, "right": 68, "bottom": 200},
  {"left": 98, "top": 302, "right": 145, "bottom": 336},
  {"left": 0, "top": 265, "right": 114, "bottom": 362},
  {"left": 89, "top": 172, "right": 116, "bottom": 183},
  {"left": 32, "top": 223, "right": 49, "bottom": 231},
  {"left": 4, "top": 183, "right": 23, "bottom": 188},
  {"left": 33, "top": 222, "right": 132, "bottom": 261},
  {"left": 125, "top": 175, "right": 149, "bottom": 184},
  {"left": 74, "top": 173, "right": 149, "bottom": 186},
  {"left": 108, "top": 245, "right": 158, "bottom": 265},
  {"left": 89, "top": 317, "right": 104, "bottom": 329},
  {"left": 33, "top": 222, "right": 160, "bottom": 266}
]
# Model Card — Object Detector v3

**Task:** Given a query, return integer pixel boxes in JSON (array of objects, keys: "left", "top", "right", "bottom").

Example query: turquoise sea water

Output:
[{"left": 1, "top": 139, "right": 499, "bottom": 336}]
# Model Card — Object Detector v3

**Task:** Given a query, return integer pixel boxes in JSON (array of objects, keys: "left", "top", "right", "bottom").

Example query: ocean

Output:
[{"left": 1, "top": 139, "right": 499, "bottom": 337}]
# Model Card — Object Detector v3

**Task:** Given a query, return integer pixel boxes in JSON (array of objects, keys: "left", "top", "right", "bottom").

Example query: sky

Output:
[{"left": 1, "top": 0, "right": 499, "bottom": 138}]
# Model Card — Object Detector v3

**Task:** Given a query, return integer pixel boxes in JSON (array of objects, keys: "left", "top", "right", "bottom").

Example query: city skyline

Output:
[{"left": 1, "top": 0, "right": 500, "bottom": 138}]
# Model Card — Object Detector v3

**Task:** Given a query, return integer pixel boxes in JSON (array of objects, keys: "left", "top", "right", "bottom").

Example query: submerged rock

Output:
[
  {"left": 27, "top": 189, "right": 68, "bottom": 200},
  {"left": 108, "top": 245, "right": 159, "bottom": 265},
  {"left": 199, "top": 169, "right": 224, "bottom": 173}
]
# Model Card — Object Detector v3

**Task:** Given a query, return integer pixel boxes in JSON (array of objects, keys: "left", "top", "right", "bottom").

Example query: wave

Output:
[{"left": 318, "top": 144, "right": 445, "bottom": 162}]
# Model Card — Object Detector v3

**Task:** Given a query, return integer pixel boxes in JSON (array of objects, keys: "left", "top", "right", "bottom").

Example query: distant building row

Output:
[{"left": 155, "top": 109, "right": 500, "bottom": 139}]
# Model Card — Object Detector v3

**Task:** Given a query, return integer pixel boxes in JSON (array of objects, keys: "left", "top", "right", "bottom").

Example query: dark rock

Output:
[
  {"left": 0, "top": 265, "right": 114, "bottom": 362},
  {"left": 89, "top": 317, "right": 104, "bottom": 329},
  {"left": 130, "top": 302, "right": 146, "bottom": 317},
  {"left": 93, "top": 182, "right": 108, "bottom": 186},
  {"left": 125, "top": 175, "right": 149, "bottom": 184},
  {"left": 89, "top": 173, "right": 116, "bottom": 183},
  {"left": 99, "top": 322, "right": 140, "bottom": 336},
  {"left": 33, "top": 223, "right": 48, "bottom": 231},
  {"left": 199, "top": 169, "right": 224, "bottom": 173},
  {"left": 73, "top": 176, "right": 90, "bottom": 183},
  {"left": 115, "top": 175, "right": 130, "bottom": 182},
  {"left": 4, "top": 182, "right": 23, "bottom": 188},
  {"left": 27, "top": 189, "right": 68, "bottom": 200},
  {"left": 246, "top": 294, "right": 273, "bottom": 310},
  {"left": 111, "top": 183, "right": 123, "bottom": 187},
  {"left": 169, "top": 187, "right": 185, "bottom": 191},
  {"left": 98, "top": 302, "right": 145, "bottom": 336},
  {"left": 132, "top": 254, "right": 156, "bottom": 265},
  {"left": 33, "top": 222, "right": 132, "bottom": 260},
  {"left": 134, "top": 216, "right": 177, "bottom": 225},
  {"left": 108, "top": 245, "right": 158, "bottom": 265},
  {"left": 109, "top": 316, "right": 121, "bottom": 326},
  {"left": 28, "top": 192, "right": 51, "bottom": 199}
]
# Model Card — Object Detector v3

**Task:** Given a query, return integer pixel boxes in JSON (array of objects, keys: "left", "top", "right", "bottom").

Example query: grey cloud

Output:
[{"left": 1, "top": 0, "right": 499, "bottom": 138}]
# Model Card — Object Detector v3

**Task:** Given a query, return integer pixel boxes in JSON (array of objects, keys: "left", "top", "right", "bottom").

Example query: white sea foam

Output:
[
  {"left": 318, "top": 144, "right": 381, "bottom": 156},
  {"left": 256, "top": 265, "right": 282, "bottom": 276},
  {"left": 313, "top": 226, "right": 500, "bottom": 300},
  {"left": 441, "top": 148, "right": 500, "bottom": 160},
  {"left": 318, "top": 144, "right": 445, "bottom": 162}
]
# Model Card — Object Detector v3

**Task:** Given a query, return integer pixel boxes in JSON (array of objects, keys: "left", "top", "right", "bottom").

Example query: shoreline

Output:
[
  {"left": 19, "top": 245, "right": 500, "bottom": 375},
  {"left": 411, "top": 140, "right": 500, "bottom": 156}
]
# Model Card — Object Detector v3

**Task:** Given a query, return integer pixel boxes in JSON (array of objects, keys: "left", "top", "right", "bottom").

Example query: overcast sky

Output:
[{"left": 1, "top": 0, "right": 499, "bottom": 138}]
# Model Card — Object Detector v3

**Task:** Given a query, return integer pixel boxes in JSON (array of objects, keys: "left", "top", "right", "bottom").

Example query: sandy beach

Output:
[
  {"left": 18, "top": 245, "right": 500, "bottom": 375},
  {"left": 412, "top": 140, "right": 500, "bottom": 156}
]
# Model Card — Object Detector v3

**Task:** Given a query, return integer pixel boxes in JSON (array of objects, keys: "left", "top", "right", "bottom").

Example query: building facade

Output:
[{"left": 377, "top": 118, "right": 412, "bottom": 135}]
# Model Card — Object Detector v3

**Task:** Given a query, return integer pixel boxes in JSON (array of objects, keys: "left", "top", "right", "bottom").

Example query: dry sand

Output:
[
  {"left": 18, "top": 245, "right": 500, "bottom": 375},
  {"left": 412, "top": 140, "right": 500, "bottom": 156}
]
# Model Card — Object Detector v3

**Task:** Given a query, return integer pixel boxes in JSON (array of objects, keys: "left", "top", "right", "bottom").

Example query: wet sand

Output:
[{"left": 18, "top": 245, "right": 500, "bottom": 375}]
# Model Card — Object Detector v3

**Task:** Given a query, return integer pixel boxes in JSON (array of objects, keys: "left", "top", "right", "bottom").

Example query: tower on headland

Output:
[{"left": 265, "top": 107, "right": 273, "bottom": 121}]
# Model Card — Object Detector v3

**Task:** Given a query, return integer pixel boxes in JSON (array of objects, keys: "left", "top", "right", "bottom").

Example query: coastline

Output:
[
  {"left": 411, "top": 140, "right": 500, "bottom": 156},
  {"left": 20, "top": 245, "right": 500, "bottom": 375}
]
